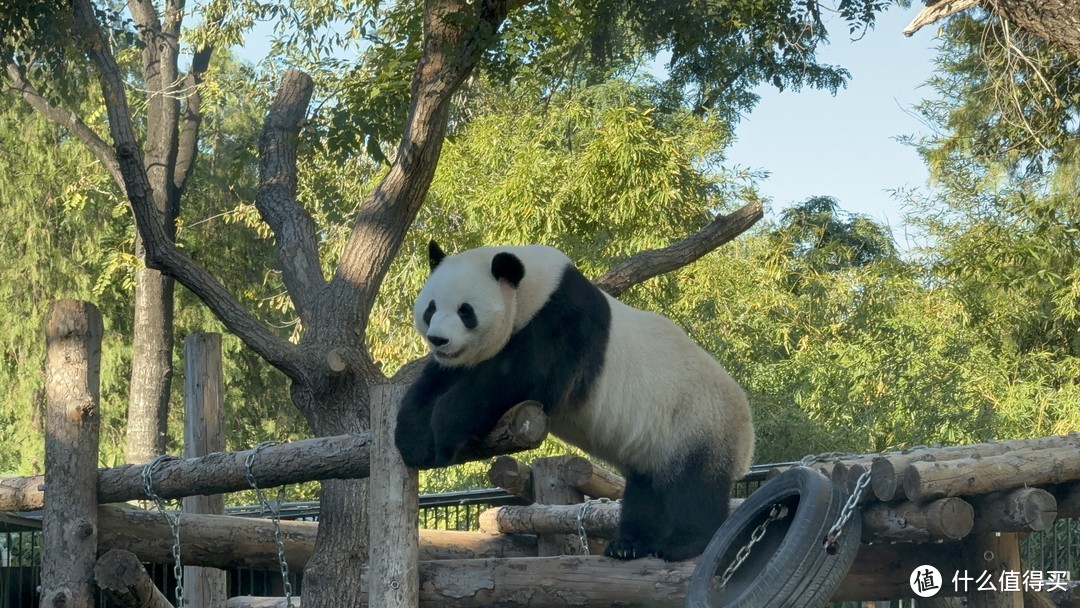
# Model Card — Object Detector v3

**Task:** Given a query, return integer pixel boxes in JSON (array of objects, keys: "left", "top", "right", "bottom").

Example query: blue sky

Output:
[{"left": 725, "top": 6, "right": 943, "bottom": 249}]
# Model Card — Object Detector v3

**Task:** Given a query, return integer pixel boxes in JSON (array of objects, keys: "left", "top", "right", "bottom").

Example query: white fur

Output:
[
  {"left": 551, "top": 295, "right": 754, "bottom": 480},
  {"left": 414, "top": 245, "right": 568, "bottom": 368}
]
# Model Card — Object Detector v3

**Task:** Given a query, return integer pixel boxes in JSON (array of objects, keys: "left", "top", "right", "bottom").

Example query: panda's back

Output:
[{"left": 550, "top": 293, "right": 753, "bottom": 481}]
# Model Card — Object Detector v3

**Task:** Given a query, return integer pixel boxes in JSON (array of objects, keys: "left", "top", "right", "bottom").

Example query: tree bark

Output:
[
  {"left": 0, "top": 400, "right": 546, "bottom": 511},
  {"left": 904, "top": 0, "right": 1080, "bottom": 58},
  {"left": 986, "top": 0, "right": 1080, "bottom": 57},
  {"left": 126, "top": 266, "right": 174, "bottom": 464}
]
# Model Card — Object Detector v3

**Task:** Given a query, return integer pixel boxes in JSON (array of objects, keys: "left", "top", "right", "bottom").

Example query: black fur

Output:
[
  {"left": 395, "top": 262, "right": 611, "bottom": 468},
  {"left": 603, "top": 449, "right": 730, "bottom": 561},
  {"left": 491, "top": 252, "right": 525, "bottom": 287},
  {"left": 428, "top": 240, "right": 447, "bottom": 271}
]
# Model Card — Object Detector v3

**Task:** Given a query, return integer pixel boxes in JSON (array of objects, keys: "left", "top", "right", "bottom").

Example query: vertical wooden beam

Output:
[
  {"left": 965, "top": 532, "right": 1024, "bottom": 608},
  {"left": 183, "top": 333, "right": 227, "bottom": 608},
  {"left": 41, "top": 300, "right": 103, "bottom": 608},
  {"left": 369, "top": 384, "right": 419, "bottom": 608},
  {"left": 531, "top": 456, "right": 585, "bottom": 556}
]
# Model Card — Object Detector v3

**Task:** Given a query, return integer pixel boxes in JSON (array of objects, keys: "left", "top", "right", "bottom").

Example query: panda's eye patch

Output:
[
  {"left": 458, "top": 303, "right": 477, "bottom": 329},
  {"left": 423, "top": 300, "right": 436, "bottom": 325}
]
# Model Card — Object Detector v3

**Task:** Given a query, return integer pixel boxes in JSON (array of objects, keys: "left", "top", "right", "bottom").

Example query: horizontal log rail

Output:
[
  {"left": 0, "top": 401, "right": 546, "bottom": 512},
  {"left": 224, "top": 542, "right": 964, "bottom": 607}
]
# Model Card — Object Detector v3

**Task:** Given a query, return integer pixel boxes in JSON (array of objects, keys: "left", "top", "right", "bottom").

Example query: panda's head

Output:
[{"left": 414, "top": 240, "right": 525, "bottom": 368}]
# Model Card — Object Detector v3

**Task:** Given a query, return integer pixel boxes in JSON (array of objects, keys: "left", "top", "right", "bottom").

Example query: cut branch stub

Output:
[{"left": 94, "top": 549, "right": 174, "bottom": 608}]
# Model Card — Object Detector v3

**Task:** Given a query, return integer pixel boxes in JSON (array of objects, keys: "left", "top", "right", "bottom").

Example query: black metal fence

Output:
[{"left": 1, "top": 465, "right": 1076, "bottom": 607}]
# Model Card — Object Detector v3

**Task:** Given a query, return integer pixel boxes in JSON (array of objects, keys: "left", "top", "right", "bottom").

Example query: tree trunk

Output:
[
  {"left": 126, "top": 264, "right": 175, "bottom": 464},
  {"left": 986, "top": 0, "right": 1080, "bottom": 58},
  {"left": 292, "top": 381, "right": 372, "bottom": 608}
]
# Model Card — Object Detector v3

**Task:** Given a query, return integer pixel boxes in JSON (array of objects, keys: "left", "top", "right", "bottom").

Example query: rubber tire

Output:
[{"left": 686, "top": 467, "right": 861, "bottom": 608}]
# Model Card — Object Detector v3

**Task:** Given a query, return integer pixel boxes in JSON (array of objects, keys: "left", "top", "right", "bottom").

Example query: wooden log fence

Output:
[
  {"left": 98, "top": 506, "right": 536, "bottom": 570},
  {"left": 24, "top": 299, "right": 1080, "bottom": 608},
  {"left": 224, "top": 542, "right": 967, "bottom": 607},
  {"left": 0, "top": 401, "right": 547, "bottom": 512}
]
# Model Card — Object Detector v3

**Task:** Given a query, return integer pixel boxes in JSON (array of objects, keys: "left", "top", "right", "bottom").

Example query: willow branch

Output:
[
  {"left": 4, "top": 62, "right": 124, "bottom": 190},
  {"left": 593, "top": 200, "right": 764, "bottom": 297},
  {"left": 72, "top": 0, "right": 305, "bottom": 382},
  {"left": 255, "top": 70, "right": 325, "bottom": 324}
]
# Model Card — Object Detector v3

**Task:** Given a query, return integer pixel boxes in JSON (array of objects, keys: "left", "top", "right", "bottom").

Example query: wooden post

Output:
[
  {"left": 965, "top": 533, "right": 1024, "bottom": 608},
  {"left": 369, "top": 384, "right": 419, "bottom": 608},
  {"left": 41, "top": 300, "right": 103, "bottom": 608},
  {"left": 183, "top": 333, "right": 227, "bottom": 608},
  {"left": 531, "top": 456, "right": 585, "bottom": 556}
]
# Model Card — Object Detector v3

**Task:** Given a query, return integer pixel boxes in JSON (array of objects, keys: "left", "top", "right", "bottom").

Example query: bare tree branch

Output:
[
  {"left": 127, "top": 0, "right": 183, "bottom": 227},
  {"left": 903, "top": 0, "right": 979, "bottom": 37},
  {"left": 3, "top": 62, "right": 124, "bottom": 190},
  {"left": 173, "top": 44, "right": 213, "bottom": 202},
  {"left": 71, "top": 0, "right": 306, "bottom": 382},
  {"left": 255, "top": 70, "right": 326, "bottom": 325},
  {"left": 593, "top": 200, "right": 764, "bottom": 298},
  {"left": 328, "top": 0, "right": 513, "bottom": 339}
]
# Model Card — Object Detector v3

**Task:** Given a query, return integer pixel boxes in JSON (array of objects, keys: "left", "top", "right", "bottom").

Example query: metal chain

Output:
[
  {"left": 245, "top": 441, "right": 294, "bottom": 608},
  {"left": 576, "top": 498, "right": 613, "bottom": 555},
  {"left": 142, "top": 454, "right": 185, "bottom": 607},
  {"left": 824, "top": 468, "right": 871, "bottom": 554},
  {"left": 717, "top": 504, "right": 788, "bottom": 589}
]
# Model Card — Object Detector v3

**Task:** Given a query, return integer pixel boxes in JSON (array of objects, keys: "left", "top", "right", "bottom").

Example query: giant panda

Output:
[{"left": 395, "top": 240, "right": 755, "bottom": 562}]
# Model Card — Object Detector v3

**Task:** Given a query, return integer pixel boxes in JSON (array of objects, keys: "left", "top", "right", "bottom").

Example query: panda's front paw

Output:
[{"left": 603, "top": 537, "right": 655, "bottom": 560}]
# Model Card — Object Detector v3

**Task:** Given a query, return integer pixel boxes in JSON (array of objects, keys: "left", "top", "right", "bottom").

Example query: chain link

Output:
[
  {"left": 717, "top": 503, "right": 788, "bottom": 589},
  {"left": 142, "top": 454, "right": 185, "bottom": 607},
  {"left": 575, "top": 498, "right": 613, "bottom": 555},
  {"left": 245, "top": 441, "right": 294, "bottom": 608},
  {"left": 824, "top": 468, "right": 871, "bottom": 554}
]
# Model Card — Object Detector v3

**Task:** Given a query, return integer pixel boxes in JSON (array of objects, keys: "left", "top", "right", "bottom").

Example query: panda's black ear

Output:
[
  {"left": 491, "top": 252, "right": 525, "bottom": 288},
  {"left": 428, "top": 240, "right": 447, "bottom": 272}
]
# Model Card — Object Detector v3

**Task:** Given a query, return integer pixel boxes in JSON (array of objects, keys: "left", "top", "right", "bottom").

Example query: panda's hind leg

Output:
[
  {"left": 654, "top": 454, "right": 732, "bottom": 562},
  {"left": 604, "top": 471, "right": 666, "bottom": 560}
]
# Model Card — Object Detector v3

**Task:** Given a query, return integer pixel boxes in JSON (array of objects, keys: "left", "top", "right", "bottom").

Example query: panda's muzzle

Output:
[{"left": 428, "top": 335, "right": 450, "bottom": 347}]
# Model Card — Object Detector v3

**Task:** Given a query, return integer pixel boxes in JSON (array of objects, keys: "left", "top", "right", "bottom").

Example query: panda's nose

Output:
[{"left": 428, "top": 335, "right": 450, "bottom": 347}]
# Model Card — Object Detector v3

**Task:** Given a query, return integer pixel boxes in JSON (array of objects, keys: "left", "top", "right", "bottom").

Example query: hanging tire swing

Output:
[{"left": 687, "top": 467, "right": 862, "bottom": 608}]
